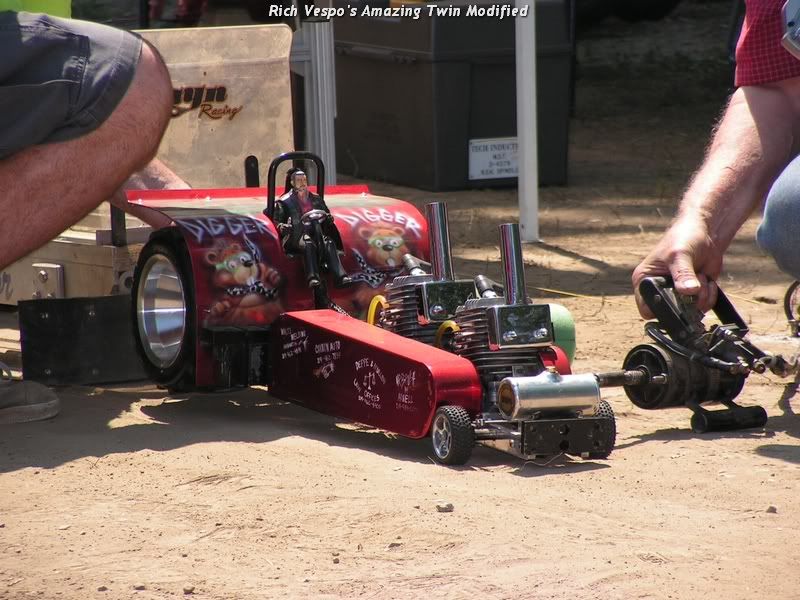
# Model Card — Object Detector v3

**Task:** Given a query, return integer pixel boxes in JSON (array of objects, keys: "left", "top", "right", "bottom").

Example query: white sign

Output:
[{"left": 469, "top": 137, "right": 519, "bottom": 180}]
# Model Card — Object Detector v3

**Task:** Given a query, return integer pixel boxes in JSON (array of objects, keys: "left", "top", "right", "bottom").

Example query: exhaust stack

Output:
[
  {"left": 425, "top": 202, "right": 455, "bottom": 281},
  {"left": 499, "top": 223, "right": 528, "bottom": 305}
]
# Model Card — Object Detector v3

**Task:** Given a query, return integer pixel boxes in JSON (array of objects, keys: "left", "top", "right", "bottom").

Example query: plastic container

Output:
[{"left": 333, "top": 0, "right": 573, "bottom": 190}]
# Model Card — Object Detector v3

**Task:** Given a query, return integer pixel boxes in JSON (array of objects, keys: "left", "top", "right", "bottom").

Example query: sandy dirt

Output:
[{"left": 3, "top": 2, "right": 800, "bottom": 599}]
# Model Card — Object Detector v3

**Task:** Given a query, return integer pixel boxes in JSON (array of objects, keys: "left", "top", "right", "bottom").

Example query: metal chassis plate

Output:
[
  {"left": 521, "top": 416, "right": 613, "bottom": 457},
  {"left": 419, "top": 280, "right": 477, "bottom": 323},
  {"left": 487, "top": 304, "right": 553, "bottom": 350}
]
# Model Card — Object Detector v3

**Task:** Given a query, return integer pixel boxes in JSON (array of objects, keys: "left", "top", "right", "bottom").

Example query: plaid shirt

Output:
[{"left": 736, "top": 0, "right": 800, "bottom": 86}]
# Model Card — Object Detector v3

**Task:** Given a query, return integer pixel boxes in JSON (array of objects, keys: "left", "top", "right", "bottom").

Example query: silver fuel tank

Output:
[{"left": 496, "top": 368, "right": 600, "bottom": 420}]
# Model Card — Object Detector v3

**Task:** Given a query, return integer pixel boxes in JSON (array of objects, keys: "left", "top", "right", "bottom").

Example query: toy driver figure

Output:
[{"left": 274, "top": 169, "right": 353, "bottom": 288}]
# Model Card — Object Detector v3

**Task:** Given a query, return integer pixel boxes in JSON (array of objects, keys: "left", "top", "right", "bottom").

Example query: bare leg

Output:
[{"left": 0, "top": 42, "right": 173, "bottom": 270}]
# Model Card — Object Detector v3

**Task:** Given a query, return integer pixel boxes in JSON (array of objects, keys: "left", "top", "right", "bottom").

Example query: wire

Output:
[{"left": 644, "top": 323, "right": 741, "bottom": 373}]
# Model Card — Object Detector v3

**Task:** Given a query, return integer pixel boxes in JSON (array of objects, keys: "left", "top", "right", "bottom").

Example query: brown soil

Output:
[{"left": 3, "top": 2, "right": 800, "bottom": 599}]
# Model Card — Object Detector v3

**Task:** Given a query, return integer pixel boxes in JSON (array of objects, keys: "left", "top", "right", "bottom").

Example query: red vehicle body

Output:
[
  {"left": 128, "top": 153, "right": 615, "bottom": 464},
  {"left": 129, "top": 185, "right": 429, "bottom": 388}
]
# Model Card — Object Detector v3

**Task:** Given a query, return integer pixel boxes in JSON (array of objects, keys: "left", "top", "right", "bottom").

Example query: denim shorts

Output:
[{"left": 0, "top": 11, "right": 142, "bottom": 159}]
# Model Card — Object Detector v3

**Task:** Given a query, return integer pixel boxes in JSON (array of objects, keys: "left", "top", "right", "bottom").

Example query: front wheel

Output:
[
  {"left": 587, "top": 399, "right": 616, "bottom": 459},
  {"left": 430, "top": 406, "right": 475, "bottom": 465}
]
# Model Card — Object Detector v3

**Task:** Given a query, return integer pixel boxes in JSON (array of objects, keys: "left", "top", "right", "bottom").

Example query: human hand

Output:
[{"left": 631, "top": 219, "right": 723, "bottom": 319}]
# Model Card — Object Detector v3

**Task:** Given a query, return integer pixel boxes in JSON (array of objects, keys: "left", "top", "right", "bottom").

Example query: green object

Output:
[
  {"left": 0, "top": 0, "right": 71, "bottom": 17},
  {"left": 548, "top": 303, "right": 576, "bottom": 364}
]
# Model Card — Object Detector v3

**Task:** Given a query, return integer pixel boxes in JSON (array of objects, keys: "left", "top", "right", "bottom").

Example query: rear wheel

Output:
[
  {"left": 430, "top": 406, "right": 475, "bottom": 465},
  {"left": 132, "top": 235, "right": 196, "bottom": 391}
]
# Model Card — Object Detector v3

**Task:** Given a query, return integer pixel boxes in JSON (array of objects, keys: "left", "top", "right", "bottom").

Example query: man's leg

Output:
[
  {"left": 302, "top": 236, "right": 321, "bottom": 286},
  {"left": 0, "top": 40, "right": 173, "bottom": 270},
  {"left": 756, "top": 154, "right": 800, "bottom": 279},
  {"left": 0, "top": 18, "right": 172, "bottom": 423},
  {"left": 322, "top": 236, "right": 352, "bottom": 286}
]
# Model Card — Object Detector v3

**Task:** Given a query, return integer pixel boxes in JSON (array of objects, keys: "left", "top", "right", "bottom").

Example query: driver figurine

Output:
[{"left": 274, "top": 169, "right": 353, "bottom": 288}]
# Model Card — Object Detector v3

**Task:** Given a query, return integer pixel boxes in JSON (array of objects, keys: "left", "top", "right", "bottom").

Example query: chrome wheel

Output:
[
  {"left": 432, "top": 413, "right": 453, "bottom": 460},
  {"left": 430, "top": 405, "right": 474, "bottom": 465},
  {"left": 136, "top": 252, "right": 187, "bottom": 369}
]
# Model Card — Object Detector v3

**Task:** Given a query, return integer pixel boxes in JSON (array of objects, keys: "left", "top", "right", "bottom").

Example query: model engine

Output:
[{"left": 370, "top": 202, "right": 616, "bottom": 464}]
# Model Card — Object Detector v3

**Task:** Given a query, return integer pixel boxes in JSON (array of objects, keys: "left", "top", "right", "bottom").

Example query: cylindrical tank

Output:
[{"left": 496, "top": 368, "right": 600, "bottom": 420}]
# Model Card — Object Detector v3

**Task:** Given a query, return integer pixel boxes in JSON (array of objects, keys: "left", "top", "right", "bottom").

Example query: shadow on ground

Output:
[
  {"left": 0, "top": 385, "right": 610, "bottom": 476},
  {"left": 614, "top": 377, "right": 800, "bottom": 463}
]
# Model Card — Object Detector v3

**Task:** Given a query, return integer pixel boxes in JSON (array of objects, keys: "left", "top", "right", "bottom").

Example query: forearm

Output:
[
  {"left": 108, "top": 159, "right": 188, "bottom": 229},
  {"left": 677, "top": 81, "right": 800, "bottom": 250},
  {"left": 124, "top": 158, "right": 190, "bottom": 190}
]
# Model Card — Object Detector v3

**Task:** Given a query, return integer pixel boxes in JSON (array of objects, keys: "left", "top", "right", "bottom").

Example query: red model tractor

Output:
[
  {"left": 129, "top": 152, "right": 792, "bottom": 464},
  {"left": 129, "top": 152, "right": 616, "bottom": 464}
]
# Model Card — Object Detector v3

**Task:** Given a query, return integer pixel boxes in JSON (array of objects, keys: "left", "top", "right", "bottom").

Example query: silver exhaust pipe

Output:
[
  {"left": 425, "top": 202, "right": 455, "bottom": 281},
  {"left": 499, "top": 223, "right": 527, "bottom": 306}
]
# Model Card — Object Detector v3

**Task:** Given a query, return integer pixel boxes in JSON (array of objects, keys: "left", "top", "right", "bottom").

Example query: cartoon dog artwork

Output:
[
  {"left": 335, "top": 222, "right": 415, "bottom": 318},
  {"left": 203, "top": 239, "right": 283, "bottom": 326},
  {"left": 359, "top": 225, "right": 409, "bottom": 268}
]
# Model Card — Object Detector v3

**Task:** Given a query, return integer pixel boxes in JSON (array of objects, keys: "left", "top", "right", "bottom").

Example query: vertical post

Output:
[
  {"left": 138, "top": 0, "right": 149, "bottom": 28},
  {"left": 110, "top": 203, "right": 127, "bottom": 247},
  {"left": 516, "top": 0, "right": 539, "bottom": 241},
  {"left": 304, "top": 21, "right": 337, "bottom": 184}
]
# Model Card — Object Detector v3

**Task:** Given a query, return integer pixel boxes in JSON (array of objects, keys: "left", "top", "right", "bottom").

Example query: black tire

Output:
[
  {"left": 132, "top": 233, "right": 196, "bottom": 391},
  {"left": 613, "top": 0, "right": 682, "bottom": 22},
  {"left": 588, "top": 399, "right": 616, "bottom": 459},
  {"left": 430, "top": 406, "right": 475, "bottom": 465},
  {"left": 783, "top": 280, "right": 800, "bottom": 324}
]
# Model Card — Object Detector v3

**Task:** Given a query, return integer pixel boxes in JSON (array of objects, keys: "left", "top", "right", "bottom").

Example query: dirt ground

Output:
[{"left": 3, "top": 2, "right": 800, "bottom": 599}]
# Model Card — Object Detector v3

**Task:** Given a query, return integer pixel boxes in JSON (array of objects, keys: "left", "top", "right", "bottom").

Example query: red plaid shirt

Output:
[{"left": 736, "top": 0, "right": 800, "bottom": 86}]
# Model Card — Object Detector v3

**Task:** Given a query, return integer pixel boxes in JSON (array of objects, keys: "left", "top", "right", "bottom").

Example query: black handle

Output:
[
  {"left": 244, "top": 155, "right": 260, "bottom": 188},
  {"left": 639, "top": 276, "right": 748, "bottom": 339}
]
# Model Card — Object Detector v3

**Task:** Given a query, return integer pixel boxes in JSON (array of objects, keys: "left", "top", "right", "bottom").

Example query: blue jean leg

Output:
[{"left": 756, "top": 153, "right": 800, "bottom": 279}]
